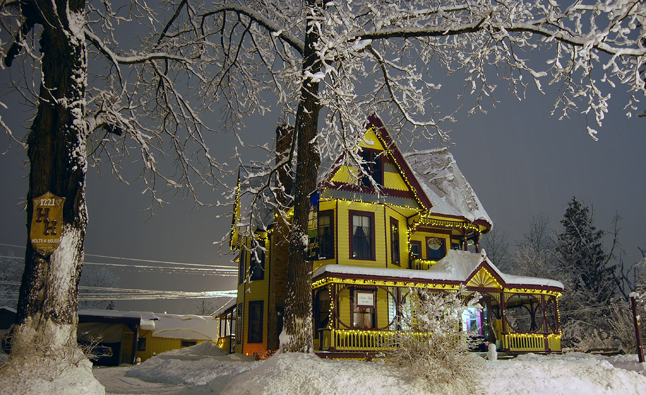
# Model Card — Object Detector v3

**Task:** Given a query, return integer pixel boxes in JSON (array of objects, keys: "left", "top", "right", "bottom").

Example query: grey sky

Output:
[{"left": 1, "top": 47, "right": 644, "bottom": 314}]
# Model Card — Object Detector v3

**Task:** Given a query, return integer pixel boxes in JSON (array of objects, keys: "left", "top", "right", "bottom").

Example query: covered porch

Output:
[{"left": 312, "top": 251, "right": 563, "bottom": 357}]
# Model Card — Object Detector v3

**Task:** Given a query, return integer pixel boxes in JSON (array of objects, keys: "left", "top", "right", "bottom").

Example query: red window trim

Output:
[{"left": 349, "top": 210, "right": 376, "bottom": 261}]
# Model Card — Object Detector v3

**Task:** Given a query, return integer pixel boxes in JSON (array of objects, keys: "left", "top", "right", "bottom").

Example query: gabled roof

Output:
[
  {"left": 313, "top": 250, "right": 563, "bottom": 291},
  {"left": 320, "top": 114, "right": 433, "bottom": 210},
  {"left": 405, "top": 148, "right": 493, "bottom": 229}
]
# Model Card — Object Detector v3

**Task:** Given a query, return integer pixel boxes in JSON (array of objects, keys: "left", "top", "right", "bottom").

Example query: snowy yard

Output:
[{"left": 88, "top": 342, "right": 646, "bottom": 395}]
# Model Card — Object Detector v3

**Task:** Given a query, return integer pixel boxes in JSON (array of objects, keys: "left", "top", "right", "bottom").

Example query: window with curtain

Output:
[{"left": 352, "top": 214, "right": 373, "bottom": 259}]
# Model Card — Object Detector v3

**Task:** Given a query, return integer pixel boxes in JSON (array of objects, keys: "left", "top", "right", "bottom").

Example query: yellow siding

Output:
[
  {"left": 376, "top": 288, "right": 389, "bottom": 329},
  {"left": 331, "top": 166, "right": 360, "bottom": 185},
  {"left": 236, "top": 234, "right": 271, "bottom": 355},
  {"left": 336, "top": 201, "right": 387, "bottom": 268},
  {"left": 358, "top": 130, "right": 385, "bottom": 150},
  {"left": 410, "top": 232, "right": 450, "bottom": 261},
  {"left": 383, "top": 171, "right": 408, "bottom": 191},
  {"left": 338, "top": 288, "right": 351, "bottom": 328}
]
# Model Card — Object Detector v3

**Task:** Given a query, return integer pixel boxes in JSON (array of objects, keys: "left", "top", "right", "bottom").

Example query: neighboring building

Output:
[
  {"left": 1, "top": 308, "right": 219, "bottom": 365},
  {"left": 77, "top": 310, "right": 219, "bottom": 365},
  {"left": 224, "top": 114, "right": 563, "bottom": 358}
]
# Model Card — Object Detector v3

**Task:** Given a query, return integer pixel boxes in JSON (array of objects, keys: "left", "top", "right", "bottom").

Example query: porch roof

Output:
[{"left": 313, "top": 250, "right": 563, "bottom": 291}]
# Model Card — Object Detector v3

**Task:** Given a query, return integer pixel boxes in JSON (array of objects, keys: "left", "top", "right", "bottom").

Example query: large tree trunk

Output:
[
  {"left": 281, "top": 0, "right": 323, "bottom": 353},
  {"left": 0, "top": 1, "right": 102, "bottom": 393}
]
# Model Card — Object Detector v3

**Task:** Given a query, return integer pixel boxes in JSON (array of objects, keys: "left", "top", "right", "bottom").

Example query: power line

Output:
[
  {"left": 0, "top": 281, "right": 237, "bottom": 301},
  {"left": 0, "top": 242, "right": 237, "bottom": 276}
]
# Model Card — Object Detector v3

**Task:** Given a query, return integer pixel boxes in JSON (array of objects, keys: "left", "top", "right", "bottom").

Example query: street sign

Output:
[{"left": 30, "top": 191, "right": 65, "bottom": 256}]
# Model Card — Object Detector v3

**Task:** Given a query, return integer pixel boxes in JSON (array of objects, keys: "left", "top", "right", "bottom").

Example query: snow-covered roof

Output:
[
  {"left": 78, "top": 309, "right": 220, "bottom": 341},
  {"left": 404, "top": 148, "right": 492, "bottom": 228},
  {"left": 314, "top": 250, "right": 563, "bottom": 290},
  {"left": 213, "top": 297, "right": 237, "bottom": 317}
]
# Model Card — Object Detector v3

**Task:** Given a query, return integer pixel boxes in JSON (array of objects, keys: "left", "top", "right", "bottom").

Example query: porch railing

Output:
[
  {"left": 321, "top": 329, "right": 437, "bottom": 351},
  {"left": 321, "top": 329, "right": 561, "bottom": 353},
  {"left": 411, "top": 259, "right": 436, "bottom": 270},
  {"left": 502, "top": 333, "right": 561, "bottom": 352}
]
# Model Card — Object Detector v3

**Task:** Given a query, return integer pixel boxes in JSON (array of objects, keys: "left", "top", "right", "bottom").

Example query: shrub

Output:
[{"left": 390, "top": 285, "right": 484, "bottom": 394}]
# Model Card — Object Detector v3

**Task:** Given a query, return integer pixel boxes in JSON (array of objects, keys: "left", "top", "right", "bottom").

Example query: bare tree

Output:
[
  {"left": 480, "top": 227, "right": 511, "bottom": 271},
  {"left": 510, "top": 213, "right": 557, "bottom": 278},
  {"left": 2, "top": 2, "right": 645, "bottom": 377},
  {"left": 0, "top": 1, "right": 223, "bottom": 391},
  {"left": 158, "top": 0, "right": 646, "bottom": 353}
]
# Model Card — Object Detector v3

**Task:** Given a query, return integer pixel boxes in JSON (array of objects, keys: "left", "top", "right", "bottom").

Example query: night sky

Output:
[{"left": 1, "top": 51, "right": 644, "bottom": 315}]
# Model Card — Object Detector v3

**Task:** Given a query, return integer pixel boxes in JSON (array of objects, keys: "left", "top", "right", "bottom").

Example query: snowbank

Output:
[
  {"left": 96, "top": 342, "right": 646, "bottom": 395},
  {"left": 126, "top": 341, "right": 256, "bottom": 386}
]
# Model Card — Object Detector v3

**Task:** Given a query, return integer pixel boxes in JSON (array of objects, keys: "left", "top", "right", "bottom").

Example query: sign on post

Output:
[{"left": 30, "top": 192, "right": 65, "bottom": 256}]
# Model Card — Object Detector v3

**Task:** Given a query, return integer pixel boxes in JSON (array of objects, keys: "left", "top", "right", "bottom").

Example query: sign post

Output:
[{"left": 30, "top": 191, "right": 65, "bottom": 256}]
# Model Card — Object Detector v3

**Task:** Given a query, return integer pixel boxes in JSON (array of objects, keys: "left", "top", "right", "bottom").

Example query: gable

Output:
[
  {"left": 467, "top": 266, "right": 502, "bottom": 289},
  {"left": 323, "top": 115, "right": 432, "bottom": 210}
]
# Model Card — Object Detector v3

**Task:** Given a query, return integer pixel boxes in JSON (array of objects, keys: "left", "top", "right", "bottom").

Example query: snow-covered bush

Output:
[{"left": 390, "top": 286, "right": 484, "bottom": 394}]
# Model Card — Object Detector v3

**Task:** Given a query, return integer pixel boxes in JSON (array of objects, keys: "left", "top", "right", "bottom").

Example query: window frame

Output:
[
  {"left": 360, "top": 149, "right": 384, "bottom": 187},
  {"left": 236, "top": 303, "right": 243, "bottom": 344},
  {"left": 426, "top": 236, "right": 447, "bottom": 261},
  {"left": 249, "top": 239, "right": 266, "bottom": 281},
  {"left": 318, "top": 210, "right": 335, "bottom": 260},
  {"left": 390, "top": 217, "right": 400, "bottom": 266},
  {"left": 349, "top": 210, "right": 376, "bottom": 261},
  {"left": 410, "top": 240, "right": 422, "bottom": 265},
  {"left": 238, "top": 250, "right": 246, "bottom": 284},
  {"left": 247, "top": 300, "right": 264, "bottom": 344}
]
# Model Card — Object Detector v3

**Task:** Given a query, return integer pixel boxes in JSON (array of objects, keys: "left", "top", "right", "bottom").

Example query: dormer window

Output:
[{"left": 360, "top": 149, "right": 382, "bottom": 187}]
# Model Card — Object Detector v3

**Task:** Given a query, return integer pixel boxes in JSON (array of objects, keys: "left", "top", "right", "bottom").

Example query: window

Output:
[
  {"left": 248, "top": 301, "right": 264, "bottom": 343},
  {"left": 350, "top": 211, "right": 374, "bottom": 260},
  {"left": 181, "top": 340, "right": 197, "bottom": 347},
  {"left": 426, "top": 237, "right": 446, "bottom": 261},
  {"left": 314, "top": 288, "right": 331, "bottom": 338},
  {"left": 238, "top": 250, "right": 246, "bottom": 284},
  {"left": 360, "top": 149, "right": 383, "bottom": 187},
  {"left": 236, "top": 303, "right": 243, "bottom": 344},
  {"left": 319, "top": 212, "right": 334, "bottom": 259},
  {"left": 353, "top": 290, "right": 375, "bottom": 329},
  {"left": 250, "top": 240, "right": 265, "bottom": 280},
  {"left": 390, "top": 218, "right": 400, "bottom": 266},
  {"left": 137, "top": 338, "right": 146, "bottom": 351},
  {"left": 410, "top": 240, "right": 422, "bottom": 260}
]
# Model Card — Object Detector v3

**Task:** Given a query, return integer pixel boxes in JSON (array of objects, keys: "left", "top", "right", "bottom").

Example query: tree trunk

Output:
[
  {"left": 282, "top": 0, "right": 323, "bottom": 353},
  {"left": 0, "top": 2, "right": 100, "bottom": 392}
]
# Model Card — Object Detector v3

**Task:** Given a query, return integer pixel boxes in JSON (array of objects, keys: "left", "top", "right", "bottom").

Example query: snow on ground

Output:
[{"left": 93, "top": 343, "right": 646, "bottom": 395}]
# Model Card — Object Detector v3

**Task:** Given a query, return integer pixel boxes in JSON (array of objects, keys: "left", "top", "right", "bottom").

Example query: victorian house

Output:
[{"left": 222, "top": 114, "right": 563, "bottom": 358}]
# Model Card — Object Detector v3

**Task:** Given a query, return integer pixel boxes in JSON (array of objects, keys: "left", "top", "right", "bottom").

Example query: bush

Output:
[{"left": 390, "top": 285, "right": 485, "bottom": 394}]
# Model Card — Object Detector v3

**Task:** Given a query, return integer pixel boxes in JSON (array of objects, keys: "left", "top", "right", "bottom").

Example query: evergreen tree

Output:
[
  {"left": 556, "top": 197, "right": 616, "bottom": 305},
  {"left": 556, "top": 197, "right": 618, "bottom": 350}
]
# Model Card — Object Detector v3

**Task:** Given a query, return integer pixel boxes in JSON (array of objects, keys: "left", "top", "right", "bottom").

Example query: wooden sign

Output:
[
  {"left": 356, "top": 292, "right": 375, "bottom": 307},
  {"left": 30, "top": 192, "right": 65, "bottom": 256}
]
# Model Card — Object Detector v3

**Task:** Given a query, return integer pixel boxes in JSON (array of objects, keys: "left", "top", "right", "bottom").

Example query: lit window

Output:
[{"left": 427, "top": 237, "right": 446, "bottom": 261}]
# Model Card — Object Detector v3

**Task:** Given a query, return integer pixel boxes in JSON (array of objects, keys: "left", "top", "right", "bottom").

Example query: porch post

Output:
[
  {"left": 631, "top": 294, "right": 644, "bottom": 363},
  {"left": 500, "top": 291, "right": 507, "bottom": 351},
  {"left": 541, "top": 294, "right": 550, "bottom": 352}
]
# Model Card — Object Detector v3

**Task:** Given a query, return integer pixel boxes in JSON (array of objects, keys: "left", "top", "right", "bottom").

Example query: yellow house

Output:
[
  {"left": 77, "top": 310, "right": 219, "bottom": 365},
  {"left": 226, "top": 115, "right": 563, "bottom": 358}
]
